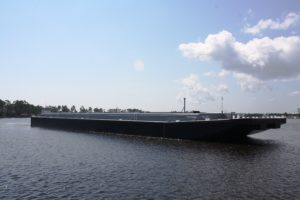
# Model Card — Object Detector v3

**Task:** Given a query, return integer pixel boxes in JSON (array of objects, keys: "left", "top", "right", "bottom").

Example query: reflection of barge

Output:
[{"left": 31, "top": 113, "right": 286, "bottom": 140}]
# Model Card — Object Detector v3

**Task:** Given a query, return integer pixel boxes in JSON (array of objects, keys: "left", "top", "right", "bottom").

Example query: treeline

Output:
[
  {"left": 239, "top": 112, "right": 299, "bottom": 118},
  {"left": 0, "top": 99, "right": 42, "bottom": 117},
  {"left": 44, "top": 105, "right": 144, "bottom": 114},
  {"left": 0, "top": 99, "right": 145, "bottom": 118},
  {"left": 2, "top": 98, "right": 298, "bottom": 118}
]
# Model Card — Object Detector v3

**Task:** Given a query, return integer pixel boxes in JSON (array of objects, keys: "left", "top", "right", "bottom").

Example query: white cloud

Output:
[
  {"left": 179, "top": 30, "right": 300, "bottom": 87},
  {"left": 203, "top": 71, "right": 216, "bottom": 77},
  {"left": 244, "top": 12, "right": 300, "bottom": 34},
  {"left": 218, "top": 69, "right": 230, "bottom": 77},
  {"left": 203, "top": 70, "right": 230, "bottom": 78},
  {"left": 179, "top": 31, "right": 236, "bottom": 61},
  {"left": 133, "top": 59, "right": 144, "bottom": 71},
  {"left": 215, "top": 84, "right": 229, "bottom": 93},
  {"left": 289, "top": 91, "right": 300, "bottom": 96},
  {"left": 233, "top": 72, "right": 266, "bottom": 91},
  {"left": 178, "top": 74, "right": 228, "bottom": 104},
  {"left": 179, "top": 74, "right": 214, "bottom": 103}
]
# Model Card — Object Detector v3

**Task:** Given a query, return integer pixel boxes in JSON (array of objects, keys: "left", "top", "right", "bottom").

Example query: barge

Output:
[{"left": 31, "top": 113, "right": 286, "bottom": 140}]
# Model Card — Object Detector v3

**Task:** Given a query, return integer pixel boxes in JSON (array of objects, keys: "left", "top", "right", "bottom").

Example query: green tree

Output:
[
  {"left": 93, "top": 107, "right": 104, "bottom": 113},
  {"left": 45, "top": 106, "right": 59, "bottom": 113},
  {"left": 71, "top": 105, "right": 77, "bottom": 113},
  {"left": 126, "top": 108, "right": 143, "bottom": 113},
  {"left": 0, "top": 99, "right": 5, "bottom": 117},
  {"left": 5, "top": 100, "right": 15, "bottom": 117},
  {"left": 80, "top": 106, "right": 87, "bottom": 113},
  {"left": 14, "top": 100, "right": 30, "bottom": 116},
  {"left": 0, "top": 99, "right": 42, "bottom": 117},
  {"left": 31, "top": 105, "right": 42, "bottom": 115},
  {"left": 62, "top": 105, "right": 70, "bottom": 112}
]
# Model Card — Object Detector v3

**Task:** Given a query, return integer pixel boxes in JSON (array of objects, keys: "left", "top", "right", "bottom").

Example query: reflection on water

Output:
[{"left": 0, "top": 118, "right": 299, "bottom": 199}]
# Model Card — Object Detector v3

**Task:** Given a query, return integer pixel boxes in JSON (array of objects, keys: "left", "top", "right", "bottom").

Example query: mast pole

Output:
[
  {"left": 221, "top": 96, "right": 223, "bottom": 114},
  {"left": 183, "top": 97, "right": 186, "bottom": 113}
]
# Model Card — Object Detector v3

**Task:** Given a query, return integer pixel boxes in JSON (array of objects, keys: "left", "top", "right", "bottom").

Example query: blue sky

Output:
[{"left": 0, "top": 0, "right": 300, "bottom": 113}]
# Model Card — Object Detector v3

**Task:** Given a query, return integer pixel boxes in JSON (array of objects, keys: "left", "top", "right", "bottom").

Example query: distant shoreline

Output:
[{"left": 1, "top": 99, "right": 299, "bottom": 119}]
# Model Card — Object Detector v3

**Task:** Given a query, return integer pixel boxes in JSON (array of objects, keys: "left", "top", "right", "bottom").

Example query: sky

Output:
[{"left": 0, "top": 0, "right": 300, "bottom": 113}]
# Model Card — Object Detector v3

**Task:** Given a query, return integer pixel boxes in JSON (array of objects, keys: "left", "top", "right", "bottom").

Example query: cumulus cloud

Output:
[
  {"left": 215, "top": 84, "right": 229, "bottom": 93},
  {"left": 289, "top": 91, "right": 300, "bottom": 96},
  {"left": 179, "top": 74, "right": 214, "bottom": 103},
  {"left": 203, "top": 70, "right": 230, "bottom": 78},
  {"left": 218, "top": 69, "right": 230, "bottom": 77},
  {"left": 244, "top": 12, "right": 300, "bottom": 34},
  {"left": 203, "top": 71, "right": 216, "bottom": 77},
  {"left": 233, "top": 72, "right": 267, "bottom": 91},
  {"left": 179, "top": 30, "right": 300, "bottom": 90},
  {"left": 133, "top": 59, "right": 144, "bottom": 71},
  {"left": 178, "top": 74, "right": 228, "bottom": 104}
]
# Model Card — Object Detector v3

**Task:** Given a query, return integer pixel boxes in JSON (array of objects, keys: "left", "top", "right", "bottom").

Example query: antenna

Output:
[
  {"left": 182, "top": 97, "right": 186, "bottom": 113},
  {"left": 184, "top": 98, "right": 186, "bottom": 113},
  {"left": 221, "top": 96, "right": 224, "bottom": 114}
]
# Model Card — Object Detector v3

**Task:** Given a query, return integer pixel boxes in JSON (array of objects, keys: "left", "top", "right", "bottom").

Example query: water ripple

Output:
[{"left": 0, "top": 118, "right": 299, "bottom": 199}]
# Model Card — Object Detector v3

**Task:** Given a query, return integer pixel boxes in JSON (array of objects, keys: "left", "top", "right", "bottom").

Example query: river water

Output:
[{"left": 0, "top": 118, "right": 299, "bottom": 199}]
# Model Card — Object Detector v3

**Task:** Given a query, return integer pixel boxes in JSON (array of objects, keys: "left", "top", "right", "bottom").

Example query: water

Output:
[{"left": 0, "top": 118, "right": 299, "bottom": 199}]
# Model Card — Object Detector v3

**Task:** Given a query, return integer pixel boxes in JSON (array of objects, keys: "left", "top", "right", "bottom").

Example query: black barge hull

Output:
[{"left": 31, "top": 117, "right": 286, "bottom": 140}]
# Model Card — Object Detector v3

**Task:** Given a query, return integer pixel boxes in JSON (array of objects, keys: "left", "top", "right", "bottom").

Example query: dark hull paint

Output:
[{"left": 31, "top": 117, "right": 286, "bottom": 140}]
